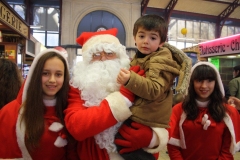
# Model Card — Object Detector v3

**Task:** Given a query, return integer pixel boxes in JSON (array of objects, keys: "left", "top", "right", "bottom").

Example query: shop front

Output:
[
  {"left": 0, "top": 0, "right": 30, "bottom": 75},
  {"left": 198, "top": 34, "right": 240, "bottom": 85}
]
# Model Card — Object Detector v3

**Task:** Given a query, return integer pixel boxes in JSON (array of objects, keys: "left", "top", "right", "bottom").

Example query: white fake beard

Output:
[{"left": 70, "top": 59, "right": 129, "bottom": 153}]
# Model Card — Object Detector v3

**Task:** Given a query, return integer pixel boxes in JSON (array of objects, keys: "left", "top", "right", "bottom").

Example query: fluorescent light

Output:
[{"left": 30, "top": 25, "right": 43, "bottom": 29}]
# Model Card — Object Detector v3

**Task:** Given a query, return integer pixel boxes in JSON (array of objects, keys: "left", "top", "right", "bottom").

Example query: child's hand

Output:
[{"left": 117, "top": 68, "right": 130, "bottom": 85}]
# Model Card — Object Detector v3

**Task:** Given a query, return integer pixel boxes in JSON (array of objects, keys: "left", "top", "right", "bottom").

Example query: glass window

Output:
[
  {"left": 9, "top": 4, "right": 25, "bottom": 20},
  {"left": 47, "top": 32, "right": 59, "bottom": 46},
  {"left": 235, "top": 27, "right": 240, "bottom": 34},
  {"left": 228, "top": 26, "right": 234, "bottom": 36},
  {"left": 200, "top": 22, "right": 208, "bottom": 40},
  {"left": 193, "top": 21, "right": 200, "bottom": 40},
  {"left": 221, "top": 26, "right": 228, "bottom": 38},
  {"left": 33, "top": 7, "right": 60, "bottom": 47},
  {"left": 177, "top": 41, "right": 185, "bottom": 49},
  {"left": 168, "top": 19, "right": 177, "bottom": 41},
  {"left": 186, "top": 21, "right": 193, "bottom": 38}
]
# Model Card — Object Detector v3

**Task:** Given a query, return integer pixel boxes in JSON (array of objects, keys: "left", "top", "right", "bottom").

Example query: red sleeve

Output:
[
  {"left": 218, "top": 127, "right": 234, "bottom": 160},
  {"left": 64, "top": 86, "right": 118, "bottom": 141},
  {"left": 167, "top": 144, "right": 184, "bottom": 160}
]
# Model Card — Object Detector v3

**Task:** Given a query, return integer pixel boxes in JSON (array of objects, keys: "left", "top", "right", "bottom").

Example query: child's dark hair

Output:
[
  {"left": 233, "top": 65, "right": 240, "bottom": 78},
  {"left": 23, "top": 52, "right": 70, "bottom": 150},
  {"left": 182, "top": 64, "right": 227, "bottom": 122},
  {"left": 133, "top": 14, "right": 168, "bottom": 42}
]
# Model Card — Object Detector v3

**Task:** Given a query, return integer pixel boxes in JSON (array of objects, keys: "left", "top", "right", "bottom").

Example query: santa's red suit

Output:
[
  {"left": 0, "top": 49, "right": 78, "bottom": 160},
  {"left": 64, "top": 28, "right": 164, "bottom": 160}
]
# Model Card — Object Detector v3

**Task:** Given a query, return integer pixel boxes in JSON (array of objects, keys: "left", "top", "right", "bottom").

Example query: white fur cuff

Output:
[
  {"left": 105, "top": 91, "right": 132, "bottom": 122},
  {"left": 144, "top": 127, "right": 169, "bottom": 154}
]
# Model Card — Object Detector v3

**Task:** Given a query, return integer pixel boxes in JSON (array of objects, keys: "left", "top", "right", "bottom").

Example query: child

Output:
[
  {"left": 167, "top": 61, "right": 240, "bottom": 159},
  {"left": 0, "top": 58, "right": 23, "bottom": 109},
  {"left": 0, "top": 49, "right": 78, "bottom": 160},
  {"left": 115, "top": 14, "right": 192, "bottom": 160}
]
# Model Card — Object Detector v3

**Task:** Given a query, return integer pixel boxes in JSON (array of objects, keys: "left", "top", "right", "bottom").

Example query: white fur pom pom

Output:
[
  {"left": 203, "top": 120, "right": 211, "bottom": 130},
  {"left": 54, "top": 136, "right": 68, "bottom": 147},
  {"left": 201, "top": 114, "right": 208, "bottom": 125},
  {"left": 49, "top": 122, "right": 64, "bottom": 132}
]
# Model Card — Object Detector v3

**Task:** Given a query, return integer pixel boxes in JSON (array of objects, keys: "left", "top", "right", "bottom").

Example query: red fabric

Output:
[
  {"left": 64, "top": 86, "right": 120, "bottom": 159},
  {"left": 120, "top": 85, "right": 135, "bottom": 102},
  {"left": 167, "top": 103, "right": 240, "bottom": 160},
  {"left": 64, "top": 86, "right": 117, "bottom": 141},
  {"left": 76, "top": 28, "right": 118, "bottom": 46},
  {"left": 0, "top": 101, "right": 78, "bottom": 160},
  {"left": 115, "top": 122, "right": 153, "bottom": 154}
]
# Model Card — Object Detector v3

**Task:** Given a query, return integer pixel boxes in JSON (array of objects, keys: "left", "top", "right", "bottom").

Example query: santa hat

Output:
[
  {"left": 190, "top": 61, "right": 225, "bottom": 97},
  {"left": 76, "top": 28, "right": 129, "bottom": 63}
]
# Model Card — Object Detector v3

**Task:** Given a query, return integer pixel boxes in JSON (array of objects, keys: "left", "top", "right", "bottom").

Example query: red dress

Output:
[
  {"left": 167, "top": 102, "right": 240, "bottom": 160},
  {"left": 0, "top": 87, "right": 78, "bottom": 160}
]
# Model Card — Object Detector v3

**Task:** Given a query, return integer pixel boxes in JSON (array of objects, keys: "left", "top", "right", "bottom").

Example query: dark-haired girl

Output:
[
  {"left": 0, "top": 49, "right": 78, "bottom": 160},
  {"left": 167, "top": 61, "right": 240, "bottom": 160}
]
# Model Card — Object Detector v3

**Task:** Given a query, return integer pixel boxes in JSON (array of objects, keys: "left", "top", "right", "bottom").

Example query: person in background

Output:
[
  {"left": 64, "top": 28, "right": 161, "bottom": 160},
  {"left": 228, "top": 65, "right": 240, "bottom": 99},
  {"left": 0, "top": 49, "right": 78, "bottom": 160},
  {"left": 115, "top": 14, "right": 192, "bottom": 160},
  {"left": 167, "top": 61, "right": 240, "bottom": 160},
  {"left": 0, "top": 58, "right": 23, "bottom": 109}
]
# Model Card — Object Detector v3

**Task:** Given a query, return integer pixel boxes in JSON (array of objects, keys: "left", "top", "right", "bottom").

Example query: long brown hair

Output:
[
  {"left": 182, "top": 64, "right": 227, "bottom": 122},
  {"left": 21, "top": 52, "right": 70, "bottom": 150},
  {"left": 0, "top": 59, "right": 22, "bottom": 109}
]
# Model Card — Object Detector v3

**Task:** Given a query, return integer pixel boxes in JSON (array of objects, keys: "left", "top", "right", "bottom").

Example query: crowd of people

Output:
[{"left": 0, "top": 14, "right": 240, "bottom": 160}]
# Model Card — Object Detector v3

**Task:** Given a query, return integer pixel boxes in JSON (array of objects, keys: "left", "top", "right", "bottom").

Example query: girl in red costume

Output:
[
  {"left": 0, "top": 49, "right": 78, "bottom": 160},
  {"left": 167, "top": 61, "right": 240, "bottom": 160}
]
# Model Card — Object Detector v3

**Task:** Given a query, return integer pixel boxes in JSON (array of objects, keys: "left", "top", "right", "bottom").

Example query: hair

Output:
[
  {"left": 233, "top": 65, "right": 240, "bottom": 78},
  {"left": 182, "top": 64, "right": 227, "bottom": 122},
  {"left": 133, "top": 14, "right": 168, "bottom": 43},
  {"left": 22, "top": 52, "right": 70, "bottom": 150},
  {"left": 0, "top": 59, "right": 23, "bottom": 109}
]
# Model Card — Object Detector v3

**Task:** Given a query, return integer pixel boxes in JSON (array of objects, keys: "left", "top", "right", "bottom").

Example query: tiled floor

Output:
[{"left": 158, "top": 147, "right": 240, "bottom": 160}]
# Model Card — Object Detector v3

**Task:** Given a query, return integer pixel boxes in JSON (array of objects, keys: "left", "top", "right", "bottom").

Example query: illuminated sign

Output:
[
  {"left": 0, "top": 2, "right": 29, "bottom": 38},
  {"left": 199, "top": 34, "right": 240, "bottom": 57}
]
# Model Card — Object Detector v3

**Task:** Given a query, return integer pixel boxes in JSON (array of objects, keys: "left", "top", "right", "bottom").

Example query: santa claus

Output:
[{"left": 64, "top": 28, "right": 160, "bottom": 160}]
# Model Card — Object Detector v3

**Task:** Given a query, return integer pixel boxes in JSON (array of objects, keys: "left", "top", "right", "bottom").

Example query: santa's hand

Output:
[
  {"left": 228, "top": 96, "right": 240, "bottom": 110},
  {"left": 120, "top": 85, "right": 135, "bottom": 103},
  {"left": 115, "top": 122, "right": 153, "bottom": 154}
]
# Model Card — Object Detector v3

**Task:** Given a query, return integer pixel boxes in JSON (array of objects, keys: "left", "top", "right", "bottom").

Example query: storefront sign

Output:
[
  {"left": 0, "top": 1, "right": 29, "bottom": 38},
  {"left": 199, "top": 34, "right": 240, "bottom": 57}
]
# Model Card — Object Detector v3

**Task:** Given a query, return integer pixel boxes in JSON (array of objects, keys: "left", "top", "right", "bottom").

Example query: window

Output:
[{"left": 33, "top": 7, "right": 60, "bottom": 47}]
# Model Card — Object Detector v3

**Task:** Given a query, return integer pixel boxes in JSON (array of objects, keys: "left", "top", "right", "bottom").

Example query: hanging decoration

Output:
[{"left": 181, "top": 28, "right": 187, "bottom": 36}]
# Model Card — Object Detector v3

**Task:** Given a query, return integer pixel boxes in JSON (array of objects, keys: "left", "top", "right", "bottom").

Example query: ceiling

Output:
[
  {"left": 145, "top": 0, "right": 240, "bottom": 21},
  {"left": 4, "top": 0, "right": 240, "bottom": 24}
]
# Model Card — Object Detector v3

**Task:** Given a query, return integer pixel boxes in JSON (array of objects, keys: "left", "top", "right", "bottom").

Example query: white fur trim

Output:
[
  {"left": 143, "top": 128, "right": 168, "bottom": 154},
  {"left": 22, "top": 49, "right": 69, "bottom": 103},
  {"left": 223, "top": 113, "right": 240, "bottom": 154},
  {"left": 123, "top": 96, "right": 133, "bottom": 108},
  {"left": 54, "top": 136, "right": 68, "bottom": 147},
  {"left": 191, "top": 61, "right": 225, "bottom": 97},
  {"left": 105, "top": 92, "right": 132, "bottom": 122},
  {"left": 108, "top": 152, "right": 124, "bottom": 160},
  {"left": 16, "top": 107, "right": 32, "bottom": 160},
  {"left": 48, "top": 122, "right": 64, "bottom": 132}
]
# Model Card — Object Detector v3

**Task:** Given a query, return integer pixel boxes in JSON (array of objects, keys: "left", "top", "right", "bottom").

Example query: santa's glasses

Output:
[{"left": 92, "top": 51, "right": 116, "bottom": 61}]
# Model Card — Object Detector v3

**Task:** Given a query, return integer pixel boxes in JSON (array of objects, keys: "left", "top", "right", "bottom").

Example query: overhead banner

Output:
[
  {"left": 0, "top": 1, "right": 29, "bottom": 38},
  {"left": 199, "top": 34, "right": 240, "bottom": 57}
]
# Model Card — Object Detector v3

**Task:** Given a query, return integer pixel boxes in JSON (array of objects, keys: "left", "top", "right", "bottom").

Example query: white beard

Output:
[{"left": 70, "top": 58, "right": 129, "bottom": 153}]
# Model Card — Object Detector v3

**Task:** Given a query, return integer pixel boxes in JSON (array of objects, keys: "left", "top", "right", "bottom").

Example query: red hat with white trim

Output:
[{"left": 76, "top": 28, "right": 128, "bottom": 63}]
